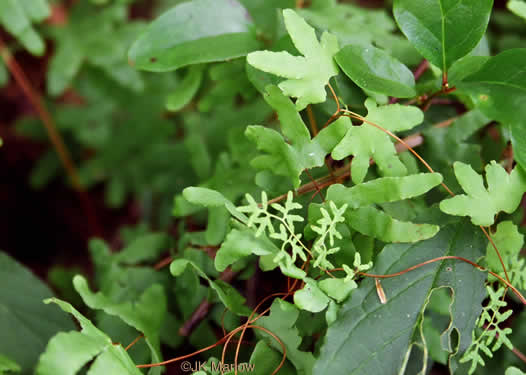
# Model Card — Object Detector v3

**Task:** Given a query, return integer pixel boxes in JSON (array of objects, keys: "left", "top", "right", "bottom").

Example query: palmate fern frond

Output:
[{"left": 460, "top": 285, "right": 514, "bottom": 374}]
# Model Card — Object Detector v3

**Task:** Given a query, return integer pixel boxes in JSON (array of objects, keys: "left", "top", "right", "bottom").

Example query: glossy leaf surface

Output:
[
  {"left": 393, "top": 0, "right": 493, "bottom": 71},
  {"left": 129, "top": 0, "right": 260, "bottom": 72},
  {"left": 335, "top": 44, "right": 416, "bottom": 98},
  {"left": 315, "top": 221, "right": 487, "bottom": 375}
]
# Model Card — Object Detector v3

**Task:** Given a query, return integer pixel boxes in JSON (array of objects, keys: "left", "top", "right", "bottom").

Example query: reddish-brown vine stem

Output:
[{"left": 329, "top": 255, "right": 525, "bottom": 304}]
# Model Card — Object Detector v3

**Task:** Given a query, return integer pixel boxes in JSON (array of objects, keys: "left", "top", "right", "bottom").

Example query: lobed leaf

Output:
[
  {"left": 247, "top": 9, "right": 339, "bottom": 110},
  {"left": 440, "top": 161, "right": 526, "bottom": 226},
  {"left": 247, "top": 85, "right": 351, "bottom": 187},
  {"left": 214, "top": 228, "right": 279, "bottom": 272},
  {"left": 36, "top": 298, "right": 142, "bottom": 375},
  {"left": 485, "top": 221, "right": 524, "bottom": 275},
  {"left": 170, "top": 259, "right": 251, "bottom": 316},
  {"left": 0, "top": 0, "right": 50, "bottom": 56},
  {"left": 257, "top": 300, "right": 315, "bottom": 375},
  {"left": 332, "top": 99, "right": 424, "bottom": 183},
  {"left": 73, "top": 276, "right": 165, "bottom": 368}
]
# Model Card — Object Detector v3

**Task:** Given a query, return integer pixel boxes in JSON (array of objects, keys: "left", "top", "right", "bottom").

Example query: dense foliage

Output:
[{"left": 2, "top": 0, "right": 526, "bottom": 374}]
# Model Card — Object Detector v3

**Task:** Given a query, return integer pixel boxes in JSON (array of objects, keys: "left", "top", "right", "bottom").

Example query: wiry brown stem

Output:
[{"left": 0, "top": 37, "right": 102, "bottom": 236}]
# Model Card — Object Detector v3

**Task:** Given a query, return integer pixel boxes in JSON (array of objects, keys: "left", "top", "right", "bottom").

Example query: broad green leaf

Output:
[
  {"left": 247, "top": 85, "right": 351, "bottom": 187},
  {"left": 249, "top": 341, "right": 295, "bottom": 375},
  {"left": 325, "top": 174, "right": 442, "bottom": 242},
  {"left": 247, "top": 9, "right": 339, "bottom": 110},
  {"left": 257, "top": 300, "right": 315, "bottom": 375},
  {"left": 332, "top": 99, "right": 424, "bottom": 183},
  {"left": 318, "top": 278, "right": 356, "bottom": 303},
  {"left": 37, "top": 298, "right": 142, "bottom": 375},
  {"left": 393, "top": 0, "right": 493, "bottom": 71},
  {"left": 506, "top": 367, "right": 526, "bottom": 375},
  {"left": 315, "top": 221, "right": 487, "bottom": 375},
  {"left": 335, "top": 44, "right": 416, "bottom": 98},
  {"left": 215, "top": 229, "right": 279, "bottom": 271},
  {"left": 166, "top": 65, "right": 204, "bottom": 111},
  {"left": 293, "top": 278, "right": 330, "bottom": 313},
  {"left": 508, "top": 0, "right": 526, "bottom": 20},
  {"left": 457, "top": 49, "right": 526, "bottom": 172},
  {"left": 0, "top": 0, "right": 50, "bottom": 56},
  {"left": 440, "top": 162, "right": 526, "bottom": 226},
  {"left": 113, "top": 233, "right": 170, "bottom": 265},
  {"left": 170, "top": 259, "right": 251, "bottom": 316},
  {"left": 36, "top": 332, "right": 108, "bottom": 375},
  {"left": 485, "top": 221, "right": 524, "bottom": 274},
  {"left": 346, "top": 206, "right": 440, "bottom": 243},
  {"left": 73, "top": 276, "right": 165, "bottom": 367},
  {"left": 128, "top": 0, "right": 260, "bottom": 72},
  {"left": 182, "top": 187, "right": 247, "bottom": 224},
  {"left": 0, "top": 354, "right": 20, "bottom": 374},
  {"left": 0, "top": 252, "right": 76, "bottom": 375},
  {"left": 326, "top": 173, "right": 443, "bottom": 209}
]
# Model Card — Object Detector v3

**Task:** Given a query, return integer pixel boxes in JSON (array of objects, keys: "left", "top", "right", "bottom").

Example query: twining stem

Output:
[{"left": 329, "top": 255, "right": 525, "bottom": 304}]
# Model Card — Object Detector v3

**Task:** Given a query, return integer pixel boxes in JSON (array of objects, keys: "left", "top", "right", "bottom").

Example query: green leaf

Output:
[
  {"left": 0, "top": 354, "right": 20, "bottom": 374},
  {"left": 331, "top": 99, "right": 424, "bottom": 183},
  {"left": 166, "top": 65, "right": 204, "bottom": 111},
  {"left": 506, "top": 367, "right": 526, "bottom": 375},
  {"left": 113, "top": 233, "right": 170, "bottom": 265},
  {"left": 335, "top": 44, "right": 416, "bottom": 98},
  {"left": 508, "top": 0, "right": 526, "bottom": 20},
  {"left": 293, "top": 278, "right": 330, "bottom": 313},
  {"left": 420, "top": 110, "right": 490, "bottom": 190},
  {"left": 299, "top": 3, "right": 420, "bottom": 66},
  {"left": 485, "top": 221, "right": 524, "bottom": 273},
  {"left": 318, "top": 278, "right": 356, "bottom": 303},
  {"left": 325, "top": 174, "right": 442, "bottom": 242},
  {"left": 247, "top": 9, "right": 339, "bottom": 110},
  {"left": 73, "top": 275, "right": 165, "bottom": 367},
  {"left": 0, "top": 252, "right": 76, "bottom": 375},
  {"left": 0, "top": 0, "right": 50, "bottom": 55},
  {"left": 247, "top": 85, "right": 351, "bottom": 187},
  {"left": 128, "top": 0, "right": 260, "bottom": 72},
  {"left": 170, "top": 259, "right": 251, "bottom": 316},
  {"left": 393, "top": 0, "right": 493, "bottom": 71},
  {"left": 36, "top": 332, "right": 107, "bottom": 375},
  {"left": 215, "top": 229, "right": 279, "bottom": 272},
  {"left": 315, "top": 220, "right": 487, "bottom": 375},
  {"left": 36, "top": 298, "right": 142, "bottom": 375},
  {"left": 457, "top": 49, "right": 526, "bottom": 172},
  {"left": 440, "top": 161, "right": 526, "bottom": 226},
  {"left": 182, "top": 187, "right": 247, "bottom": 223},
  {"left": 257, "top": 300, "right": 315, "bottom": 375},
  {"left": 346, "top": 206, "right": 440, "bottom": 243},
  {"left": 326, "top": 173, "right": 443, "bottom": 209},
  {"left": 249, "top": 341, "right": 295, "bottom": 375}
]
